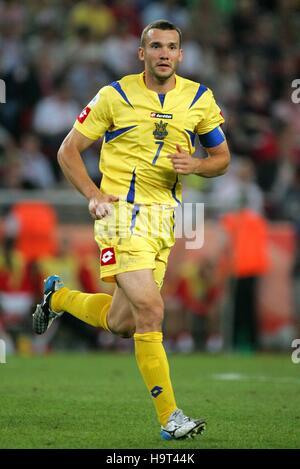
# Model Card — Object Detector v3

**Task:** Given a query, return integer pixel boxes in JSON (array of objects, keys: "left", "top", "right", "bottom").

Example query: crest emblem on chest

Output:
[{"left": 153, "top": 120, "right": 168, "bottom": 140}]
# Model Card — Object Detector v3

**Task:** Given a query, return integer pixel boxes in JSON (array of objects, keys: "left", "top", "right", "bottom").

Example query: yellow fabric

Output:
[
  {"left": 51, "top": 287, "right": 112, "bottom": 331},
  {"left": 73, "top": 72, "right": 225, "bottom": 206},
  {"left": 94, "top": 201, "right": 175, "bottom": 288},
  {"left": 70, "top": 3, "right": 115, "bottom": 37},
  {"left": 134, "top": 331, "right": 177, "bottom": 426}
]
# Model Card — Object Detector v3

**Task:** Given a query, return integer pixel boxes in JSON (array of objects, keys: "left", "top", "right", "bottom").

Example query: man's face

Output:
[{"left": 138, "top": 28, "right": 183, "bottom": 81}]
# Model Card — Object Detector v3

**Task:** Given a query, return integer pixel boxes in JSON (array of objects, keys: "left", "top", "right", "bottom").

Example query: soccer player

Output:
[{"left": 33, "top": 20, "right": 230, "bottom": 440}]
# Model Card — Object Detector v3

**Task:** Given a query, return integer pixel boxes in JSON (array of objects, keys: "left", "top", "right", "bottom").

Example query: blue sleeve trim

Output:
[
  {"left": 198, "top": 126, "right": 225, "bottom": 148},
  {"left": 110, "top": 81, "right": 134, "bottom": 108},
  {"left": 105, "top": 125, "right": 137, "bottom": 143},
  {"left": 189, "top": 84, "right": 207, "bottom": 109}
]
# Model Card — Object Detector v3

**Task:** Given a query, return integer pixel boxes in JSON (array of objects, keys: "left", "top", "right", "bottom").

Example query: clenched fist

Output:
[
  {"left": 167, "top": 144, "right": 198, "bottom": 175},
  {"left": 88, "top": 194, "right": 119, "bottom": 220}
]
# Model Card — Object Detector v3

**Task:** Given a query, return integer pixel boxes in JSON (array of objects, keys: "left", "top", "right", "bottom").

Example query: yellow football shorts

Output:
[{"left": 94, "top": 201, "right": 175, "bottom": 289}]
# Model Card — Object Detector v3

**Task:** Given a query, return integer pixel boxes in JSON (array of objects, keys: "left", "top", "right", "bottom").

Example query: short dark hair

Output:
[{"left": 140, "top": 20, "right": 182, "bottom": 47}]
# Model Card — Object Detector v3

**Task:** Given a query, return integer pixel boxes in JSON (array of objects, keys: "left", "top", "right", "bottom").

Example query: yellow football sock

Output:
[
  {"left": 134, "top": 331, "right": 177, "bottom": 426},
  {"left": 50, "top": 287, "right": 112, "bottom": 331}
]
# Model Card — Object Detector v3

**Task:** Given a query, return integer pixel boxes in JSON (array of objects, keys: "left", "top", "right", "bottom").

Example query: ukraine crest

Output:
[{"left": 153, "top": 120, "right": 168, "bottom": 140}]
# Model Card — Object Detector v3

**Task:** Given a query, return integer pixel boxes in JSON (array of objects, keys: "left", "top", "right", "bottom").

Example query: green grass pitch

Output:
[{"left": 1, "top": 352, "right": 300, "bottom": 448}]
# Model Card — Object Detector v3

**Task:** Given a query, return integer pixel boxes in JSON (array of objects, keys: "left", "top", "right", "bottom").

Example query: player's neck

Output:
[{"left": 143, "top": 72, "right": 176, "bottom": 94}]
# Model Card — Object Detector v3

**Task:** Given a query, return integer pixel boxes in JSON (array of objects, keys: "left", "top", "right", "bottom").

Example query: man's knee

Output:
[{"left": 108, "top": 315, "right": 135, "bottom": 338}]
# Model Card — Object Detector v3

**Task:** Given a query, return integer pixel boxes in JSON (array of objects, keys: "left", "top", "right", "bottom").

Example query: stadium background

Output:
[{"left": 0, "top": 0, "right": 299, "bottom": 357}]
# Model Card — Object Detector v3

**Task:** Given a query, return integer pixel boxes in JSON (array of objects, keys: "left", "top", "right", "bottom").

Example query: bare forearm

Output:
[
  {"left": 57, "top": 143, "right": 100, "bottom": 200},
  {"left": 57, "top": 129, "right": 118, "bottom": 220},
  {"left": 192, "top": 153, "right": 230, "bottom": 177}
]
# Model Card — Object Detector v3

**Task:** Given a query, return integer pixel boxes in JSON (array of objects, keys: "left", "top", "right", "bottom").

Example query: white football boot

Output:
[{"left": 160, "top": 408, "right": 206, "bottom": 440}]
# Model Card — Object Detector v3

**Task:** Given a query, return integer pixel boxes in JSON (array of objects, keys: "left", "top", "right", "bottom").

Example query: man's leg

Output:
[
  {"left": 115, "top": 269, "right": 177, "bottom": 427},
  {"left": 33, "top": 275, "right": 135, "bottom": 337},
  {"left": 33, "top": 270, "right": 206, "bottom": 438},
  {"left": 106, "top": 286, "right": 135, "bottom": 337},
  {"left": 51, "top": 283, "right": 135, "bottom": 336},
  {"left": 51, "top": 286, "right": 112, "bottom": 331},
  {"left": 50, "top": 267, "right": 181, "bottom": 425}
]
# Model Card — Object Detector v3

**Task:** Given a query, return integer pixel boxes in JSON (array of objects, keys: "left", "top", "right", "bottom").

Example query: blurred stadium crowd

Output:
[{"left": 0, "top": 0, "right": 300, "bottom": 355}]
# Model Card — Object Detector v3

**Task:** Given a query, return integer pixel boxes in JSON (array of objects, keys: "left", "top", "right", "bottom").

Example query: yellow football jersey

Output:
[{"left": 74, "top": 72, "right": 225, "bottom": 206}]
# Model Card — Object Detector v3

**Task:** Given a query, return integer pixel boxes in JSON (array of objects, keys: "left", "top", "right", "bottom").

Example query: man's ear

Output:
[
  {"left": 178, "top": 48, "right": 183, "bottom": 63},
  {"left": 138, "top": 47, "right": 145, "bottom": 62}
]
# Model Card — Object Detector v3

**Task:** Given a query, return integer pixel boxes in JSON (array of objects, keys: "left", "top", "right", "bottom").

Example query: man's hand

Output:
[
  {"left": 167, "top": 144, "right": 197, "bottom": 175},
  {"left": 88, "top": 194, "right": 119, "bottom": 220},
  {"left": 168, "top": 141, "right": 230, "bottom": 177}
]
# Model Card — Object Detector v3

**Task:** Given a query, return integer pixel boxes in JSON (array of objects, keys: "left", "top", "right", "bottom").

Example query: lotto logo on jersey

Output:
[
  {"left": 100, "top": 248, "right": 116, "bottom": 266},
  {"left": 77, "top": 106, "right": 91, "bottom": 123},
  {"left": 150, "top": 112, "right": 173, "bottom": 119}
]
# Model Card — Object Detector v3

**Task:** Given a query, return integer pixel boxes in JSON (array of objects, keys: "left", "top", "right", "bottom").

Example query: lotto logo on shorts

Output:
[
  {"left": 77, "top": 106, "right": 91, "bottom": 123},
  {"left": 100, "top": 248, "right": 116, "bottom": 266}
]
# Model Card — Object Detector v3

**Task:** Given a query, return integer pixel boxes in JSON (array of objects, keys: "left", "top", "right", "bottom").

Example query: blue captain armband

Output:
[{"left": 198, "top": 126, "right": 225, "bottom": 148}]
